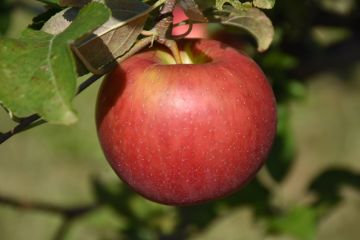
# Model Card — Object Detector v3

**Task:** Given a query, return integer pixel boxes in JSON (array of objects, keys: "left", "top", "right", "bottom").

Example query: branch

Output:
[
  {"left": 0, "top": 192, "right": 97, "bottom": 240},
  {"left": 0, "top": 74, "right": 104, "bottom": 145},
  {"left": 0, "top": 193, "right": 97, "bottom": 217}
]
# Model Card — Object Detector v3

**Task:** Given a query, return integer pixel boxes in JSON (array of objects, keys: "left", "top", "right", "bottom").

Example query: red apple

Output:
[{"left": 96, "top": 39, "right": 277, "bottom": 206}]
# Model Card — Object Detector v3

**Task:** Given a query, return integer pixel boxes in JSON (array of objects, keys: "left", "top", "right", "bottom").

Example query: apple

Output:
[{"left": 96, "top": 39, "right": 277, "bottom": 206}]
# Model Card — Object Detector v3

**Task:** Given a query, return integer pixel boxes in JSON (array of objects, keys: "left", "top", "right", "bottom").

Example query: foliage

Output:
[
  {"left": 0, "top": 3, "right": 110, "bottom": 124},
  {"left": 0, "top": 0, "right": 275, "bottom": 125},
  {"left": 0, "top": 0, "right": 360, "bottom": 240}
]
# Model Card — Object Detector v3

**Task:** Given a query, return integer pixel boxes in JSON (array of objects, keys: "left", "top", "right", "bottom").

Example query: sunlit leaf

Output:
[
  {"left": 214, "top": 6, "right": 274, "bottom": 51},
  {"left": 269, "top": 206, "right": 318, "bottom": 240},
  {"left": 42, "top": 0, "right": 150, "bottom": 74},
  {"left": 0, "top": 2, "right": 110, "bottom": 124},
  {"left": 73, "top": 0, "right": 150, "bottom": 73},
  {"left": 215, "top": 0, "right": 243, "bottom": 10},
  {"left": 253, "top": 0, "right": 276, "bottom": 9},
  {"left": 41, "top": 7, "right": 80, "bottom": 35}
]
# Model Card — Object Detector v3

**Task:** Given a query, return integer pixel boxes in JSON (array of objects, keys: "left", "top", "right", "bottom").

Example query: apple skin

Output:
[{"left": 96, "top": 39, "right": 277, "bottom": 206}]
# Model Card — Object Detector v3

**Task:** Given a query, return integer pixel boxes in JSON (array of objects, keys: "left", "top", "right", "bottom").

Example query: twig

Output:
[
  {"left": 0, "top": 74, "right": 104, "bottom": 145},
  {"left": 0, "top": 62, "right": 161, "bottom": 145},
  {"left": 0, "top": 193, "right": 96, "bottom": 240},
  {"left": 0, "top": 1, "right": 170, "bottom": 145},
  {"left": 155, "top": 0, "right": 177, "bottom": 42},
  {"left": 0, "top": 193, "right": 97, "bottom": 216},
  {"left": 77, "top": 73, "right": 104, "bottom": 94},
  {"left": 53, "top": 220, "right": 72, "bottom": 240},
  {"left": 0, "top": 115, "right": 42, "bottom": 144},
  {"left": 0, "top": 0, "right": 178, "bottom": 145},
  {"left": 116, "top": 36, "right": 154, "bottom": 62}
]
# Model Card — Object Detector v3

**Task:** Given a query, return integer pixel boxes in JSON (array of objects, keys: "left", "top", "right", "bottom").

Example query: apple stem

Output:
[
  {"left": 116, "top": 37, "right": 155, "bottom": 64},
  {"left": 151, "top": 0, "right": 183, "bottom": 64},
  {"left": 164, "top": 39, "right": 183, "bottom": 64}
]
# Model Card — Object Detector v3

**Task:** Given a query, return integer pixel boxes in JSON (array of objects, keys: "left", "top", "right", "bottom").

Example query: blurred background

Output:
[{"left": 1, "top": 0, "right": 360, "bottom": 239}]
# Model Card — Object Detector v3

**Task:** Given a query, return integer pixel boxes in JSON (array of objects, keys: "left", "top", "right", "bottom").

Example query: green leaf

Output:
[
  {"left": 41, "top": 0, "right": 151, "bottom": 75},
  {"left": 45, "top": 0, "right": 150, "bottom": 74},
  {"left": 269, "top": 206, "right": 317, "bottom": 240},
  {"left": 0, "top": 0, "right": 11, "bottom": 35},
  {"left": 65, "top": 207, "right": 126, "bottom": 240},
  {"left": 0, "top": 2, "right": 110, "bottom": 125},
  {"left": 312, "top": 26, "right": 352, "bottom": 47},
  {"left": 318, "top": 0, "right": 355, "bottom": 15},
  {"left": 215, "top": 0, "right": 243, "bottom": 10},
  {"left": 253, "top": 0, "right": 276, "bottom": 9},
  {"left": 73, "top": 14, "right": 148, "bottom": 74},
  {"left": 214, "top": 6, "right": 274, "bottom": 51},
  {"left": 38, "top": 0, "right": 61, "bottom": 5},
  {"left": 215, "top": 0, "right": 276, "bottom": 10},
  {"left": 266, "top": 103, "right": 296, "bottom": 182},
  {"left": 59, "top": 0, "right": 91, "bottom": 7},
  {"left": 37, "top": 0, "right": 96, "bottom": 7}
]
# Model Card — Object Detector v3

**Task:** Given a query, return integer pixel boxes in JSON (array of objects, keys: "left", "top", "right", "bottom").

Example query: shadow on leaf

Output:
[{"left": 309, "top": 168, "right": 360, "bottom": 207}]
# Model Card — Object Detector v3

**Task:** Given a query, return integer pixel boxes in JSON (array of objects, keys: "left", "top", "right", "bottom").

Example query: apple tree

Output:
[{"left": 1, "top": 0, "right": 360, "bottom": 240}]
